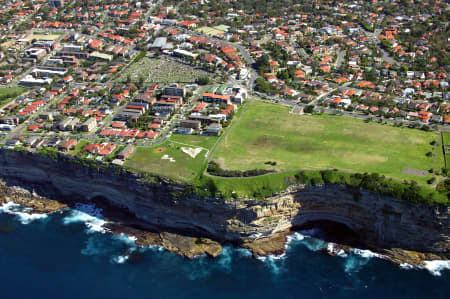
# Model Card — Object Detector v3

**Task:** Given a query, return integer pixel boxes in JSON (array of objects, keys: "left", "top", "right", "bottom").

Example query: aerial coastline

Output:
[
  {"left": 0, "top": 148, "right": 448, "bottom": 267},
  {"left": 0, "top": 0, "right": 449, "bottom": 290}
]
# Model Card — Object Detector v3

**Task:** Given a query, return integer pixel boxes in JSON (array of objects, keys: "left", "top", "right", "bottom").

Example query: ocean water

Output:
[{"left": 0, "top": 203, "right": 449, "bottom": 299}]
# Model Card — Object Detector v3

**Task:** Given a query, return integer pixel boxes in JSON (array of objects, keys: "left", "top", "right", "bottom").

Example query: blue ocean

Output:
[{"left": 0, "top": 203, "right": 449, "bottom": 299}]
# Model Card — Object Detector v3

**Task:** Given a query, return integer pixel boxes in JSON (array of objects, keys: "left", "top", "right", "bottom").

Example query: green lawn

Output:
[
  {"left": 442, "top": 132, "right": 450, "bottom": 168},
  {"left": 124, "top": 138, "right": 210, "bottom": 182},
  {"left": 0, "top": 87, "right": 25, "bottom": 106},
  {"left": 197, "top": 170, "right": 309, "bottom": 198},
  {"left": 213, "top": 101, "right": 442, "bottom": 184},
  {"left": 169, "top": 134, "right": 219, "bottom": 150}
]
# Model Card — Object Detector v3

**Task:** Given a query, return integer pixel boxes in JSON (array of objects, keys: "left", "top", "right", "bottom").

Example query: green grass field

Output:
[
  {"left": 213, "top": 101, "right": 442, "bottom": 184},
  {"left": 0, "top": 87, "right": 25, "bottom": 106},
  {"left": 125, "top": 135, "right": 218, "bottom": 181},
  {"left": 196, "top": 26, "right": 225, "bottom": 36},
  {"left": 442, "top": 132, "right": 450, "bottom": 168},
  {"left": 169, "top": 134, "right": 219, "bottom": 150}
]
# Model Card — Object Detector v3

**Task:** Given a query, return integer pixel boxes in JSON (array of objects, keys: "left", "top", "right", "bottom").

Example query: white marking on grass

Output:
[
  {"left": 161, "top": 154, "right": 176, "bottom": 162},
  {"left": 181, "top": 147, "right": 203, "bottom": 158}
]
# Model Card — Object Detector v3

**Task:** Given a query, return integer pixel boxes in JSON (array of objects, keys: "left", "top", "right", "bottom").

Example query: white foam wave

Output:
[
  {"left": 257, "top": 255, "right": 285, "bottom": 275},
  {"left": 287, "top": 232, "right": 306, "bottom": 242},
  {"left": 421, "top": 260, "right": 450, "bottom": 277},
  {"left": 350, "top": 248, "right": 385, "bottom": 259},
  {"left": 62, "top": 203, "right": 107, "bottom": 233},
  {"left": 344, "top": 255, "right": 370, "bottom": 273},
  {"left": 112, "top": 255, "right": 129, "bottom": 264},
  {"left": 74, "top": 203, "right": 104, "bottom": 218},
  {"left": 344, "top": 248, "right": 386, "bottom": 273},
  {"left": 302, "top": 237, "right": 328, "bottom": 252},
  {"left": 399, "top": 260, "right": 450, "bottom": 276},
  {"left": 0, "top": 201, "right": 48, "bottom": 224},
  {"left": 400, "top": 263, "right": 414, "bottom": 270},
  {"left": 297, "top": 228, "right": 322, "bottom": 237},
  {"left": 112, "top": 233, "right": 138, "bottom": 246},
  {"left": 327, "top": 243, "right": 348, "bottom": 258},
  {"left": 282, "top": 232, "right": 307, "bottom": 253}
]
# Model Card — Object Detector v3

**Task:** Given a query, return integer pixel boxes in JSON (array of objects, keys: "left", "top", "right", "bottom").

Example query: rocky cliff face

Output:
[{"left": 0, "top": 149, "right": 448, "bottom": 258}]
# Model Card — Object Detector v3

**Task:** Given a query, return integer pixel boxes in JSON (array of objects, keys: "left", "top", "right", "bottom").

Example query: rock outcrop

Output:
[
  {"left": 108, "top": 224, "right": 223, "bottom": 258},
  {"left": 0, "top": 149, "right": 448, "bottom": 261},
  {"left": 0, "top": 180, "right": 67, "bottom": 214}
]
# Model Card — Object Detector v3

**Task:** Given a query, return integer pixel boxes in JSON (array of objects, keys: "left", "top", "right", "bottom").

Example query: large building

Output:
[
  {"left": 164, "top": 84, "right": 186, "bottom": 98},
  {"left": 58, "top": 117, "right": 79, "bottom": 131},
  {"left": 117, "top": 145, "right": 135, "bottom": 160},
  {"left": 202, "top": 93, "right": 231, "bottom": 105},
  {"left": 173, "top": 49, "right": 198, "bottom": 60},
  {"left": 153, "top": 101, "right": 177, "bottom": 112},
  {"left": 181, "top": 120, "right": 201, "bottom": 130},
  {"left": 81, "top": 117, "right": 97, "bottom": 132},
  {"left": 19, "top": 75, "right": 52, "bottom": 87},
  {"left": 32, "top": 66, "right": 68, "bottom": 78}
]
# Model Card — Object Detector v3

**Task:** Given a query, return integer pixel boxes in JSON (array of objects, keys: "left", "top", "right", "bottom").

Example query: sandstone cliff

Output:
[{"left": 0, "top": 149, "right": 448, "bottom": 260}]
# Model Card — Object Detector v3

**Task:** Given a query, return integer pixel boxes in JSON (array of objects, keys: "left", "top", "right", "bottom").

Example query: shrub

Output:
[{"left": 207, "top": 161, "right": 274, "bottom": 177}]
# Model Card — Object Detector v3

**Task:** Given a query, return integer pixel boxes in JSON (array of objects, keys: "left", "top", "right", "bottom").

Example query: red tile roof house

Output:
[
  {"left": 136, "top": 131, "right": 158, "bottom": 139},
  {"left": 59, "top": 139, "right": 78, "bottom": 151},
  {"left": 83, "top": 143, "right": 116, "bottom": 156},
  {"left": 202, "top": 93, "right": 231, "bottom": 105},
  {"left": 27, "top": 124, "right": 41, "bottom": 132},
  {"left": 444, "top": 115, "right": 450, "bottom": 125}
]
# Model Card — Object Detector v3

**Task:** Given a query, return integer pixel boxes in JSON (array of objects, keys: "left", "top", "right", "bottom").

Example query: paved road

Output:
[
  {"left": 312, "top": 81, "right": 353, "bottom": 105},
  {"left": 363, "top": 27, "right": 399, "bottom": 65},
  {"left": 0, "top": 89, "right": 72, "bottom": 145},
  {"left": 335, "top": 50, "right": 346, "bottom": 69},
  {"left": 172, "top": 26, "right": 256, "bottom": 66}
]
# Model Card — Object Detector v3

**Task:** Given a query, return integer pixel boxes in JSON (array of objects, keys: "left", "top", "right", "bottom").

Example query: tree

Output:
[
  {"left": 196, "top": 76, "right": 210, "bottom": 85},
  {"left": 137, "top": 75, "right": 144, "bottom": 88},
  {"left": 255, "top": 54, "right": 270, "bottom": 75},
  {"left": 255, "top": 78, "right": 272, "bottom": 93},
  {"left": 304, "top": 105, "right": 314, "bottom": 113}
]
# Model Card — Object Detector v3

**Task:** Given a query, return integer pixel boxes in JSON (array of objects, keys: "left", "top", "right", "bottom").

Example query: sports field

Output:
[
  {"left": 196, "top": 26, "right": 225, "bottom": 36},
  {"left": 27, "top": 33, "right": 61, "bottom": 41},
  {"left": 213, "top": 101, "right": 442, "bottom": 183},
  {"left": 124, "top": 135, "right": 218, "bottom": 181}
]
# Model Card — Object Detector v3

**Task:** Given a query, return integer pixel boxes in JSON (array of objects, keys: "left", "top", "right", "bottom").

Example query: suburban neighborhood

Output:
[
  {"left": 0, "top": 0, "right": 448, "bottom": 189},
  {"left": 0, "top": 0, "right": 449, "bottom": 289}
]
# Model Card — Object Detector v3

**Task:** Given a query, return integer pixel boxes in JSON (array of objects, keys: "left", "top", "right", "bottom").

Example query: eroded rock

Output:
[
  {"left": 242, "top": 232, "right": 288, "bottom": 257},
  {"left": 107, "top": 224, "right": 222, "bottom": 259}
]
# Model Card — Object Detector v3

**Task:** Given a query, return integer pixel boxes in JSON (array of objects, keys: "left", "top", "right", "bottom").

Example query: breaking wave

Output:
[
  {"left": 0, "top": 201, "right": 48, "bottom": 224},
  {"left": 2, "top": 201, "right": 447, "bottom": 278},
  {"left": 421, "top": 260, "right": 450, "bottom": 277},
  {"left": 399, "top": 260, "right": 450, "bottom": 276},
  {"left": 112, "top": 255, "right": 129, "bottom": 264},
  {"left": 258, "top": 231, "right": 388, "bottom": 275},
  {"left": 62, "top": 203, "right": 107, "bottom": 233}
]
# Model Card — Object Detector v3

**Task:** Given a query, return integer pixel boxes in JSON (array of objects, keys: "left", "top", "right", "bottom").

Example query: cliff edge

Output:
[{"left": 0, "top": 149, "right": 448, "bottom": 263}]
